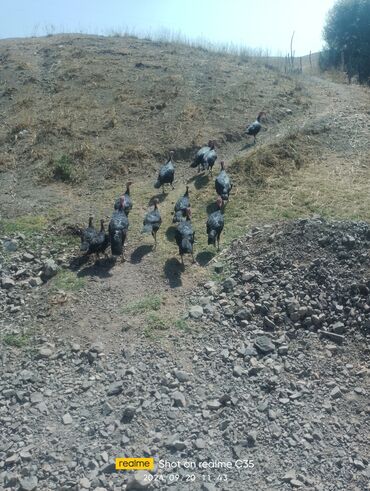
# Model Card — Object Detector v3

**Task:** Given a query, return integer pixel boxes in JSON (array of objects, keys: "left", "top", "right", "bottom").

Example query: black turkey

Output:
[
  {"left": 173, "top": 186, "right": 190, "bottom": 223},
  {"left": 215, "top": 161, "right": 233, "bottom": 202},
  {"left": 246, "top": 111, "right": 266, "bottom": 143},
  {"left": 88, "top": 219, "right": 110, "bottom": 259},
  {"left": 80, "top": 216, "right": 97, "bottom": 253},
  {"left": 109, "top": 196, "right": 129, "bottom": 261},
  {"left": 191, "top": 140, "right": 212, "bottom": 171},
  {"left": 203, "top": 142, "right": 217, "bottom": 175},
  {"left": 114, "top": 181, "right": 133, "bottom": 215},
  {"left": 142, "top": 198, "right": 162, "bottom": 249},
  {"left": 207, "top": 197, "right": 224, "bottom": 251},
  {"left": 175, "top": 208, "right": 195, "bottom": 264},
  {"left": 154, "top": 151, "right": 175, "bottom": 193}
]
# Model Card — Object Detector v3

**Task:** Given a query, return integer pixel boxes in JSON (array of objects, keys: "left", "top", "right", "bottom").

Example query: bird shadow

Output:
[
  {"left": 130, "top": 244, "right": 153, "bottom": 264},
  {"left": 148, "top": 193, "right": 167, "bottom": 206},
  {"left": 76, "top": 257, "right": 115, "bottom": 278},
  {"left": 166, "top": 225, "right": 176, "bottom": 242},
  {"left": 188, "top": 173, "right": 210, "bottom": 190},
  {"left": 240, "top": 141, "right": 255, "bottom": 151},
  {"left": 164, "top": 258, "right": 184, "bottom": 288},
  {"left": 196, "top": 250, "right": 216, "bottom": 266}
]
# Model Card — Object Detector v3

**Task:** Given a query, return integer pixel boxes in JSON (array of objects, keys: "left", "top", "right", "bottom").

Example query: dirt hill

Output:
[{"left": 0, "top": 34, "right": 369, "bottom": 491}]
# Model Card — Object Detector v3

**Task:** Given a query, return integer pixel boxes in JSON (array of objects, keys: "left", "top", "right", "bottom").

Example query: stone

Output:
[
  {"left": 172, "top": 390, "right": 186, "bottom": 407},
  {"left": 189, "top": 305, "right": 203, "bottom": 319},
  {"left": 80, "top": 477, "right": 91, "bottom": 488},
  {"left": 23, "top": 253, "right": 35, "bottom": 262},
  {"left": 121, "top": 406, "right": 136, "bottom": 423},
  {"left": 107, "top": 382, "right": 123, "bottom": 396},
  {"left": 173, "top": 370, "right": 191, "bottom": 382},
  {"left": 62, "top": 413, "right": 73, "bottom": 425},
  {"left": 37, "top": 347, "right": 53, "bottom": 358},
  {"left": 1, "top": 277, "right": 15, "bottom": 289},
  {"left": 223, "top": 277, "right": 237, "bottom": 292},
  {"left": 254, "top": 336, "right": 275, "bottom": 354},
  {"left": 233, "top": 365, "right": 243, "bottom": 377},
  {"left": 330, "top": 387, "right": 342, "bottom": 399},
  {"left": 263, "top": 316, "right": 277, "bottom": 331},
  {"left": 19, "top": 476, "right": 38, "bottom": 491},
  {"left": 40, "top": 259, "right": 59, "bottom": 282},
  {"left": 126, "top": 471, "right": 152, "bottom": 490},
  {"left": 207, "top": 400, "right": 222, "bottom": 410}
]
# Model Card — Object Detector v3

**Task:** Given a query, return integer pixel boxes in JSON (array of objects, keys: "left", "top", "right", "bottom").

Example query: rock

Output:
[
  {"left": 172, "top": 390, "right": 186, "bottom": 407},
  {"left": 3, "top": 239, "right": 18, "bottom": 252},
  {"left": 194, "top": 438, "right": 206, "bottom": 449},
  {"left": 282, "top": 470, "right": 296, "bottom": 482},
  {"left": 126, "top": 471, "right": 152, "bottom": 490},
  {"left": 19, "top": 476, "right": 38, "bottom": 491},
  {"left": 107, "top": 382, "right": 123, "bottom": 396},
  {"left": 233, "top": 365, "right": 243, "bottom": 377},
  {"left": 23, "top": 253, "right": 35, "bottom": 262},
  {"left": 189, "top": 305, "right": 203, "bottom": 319},
  {"left": 62, "top": 413, "right": 73, "bottom": 425},
  {"left": 37, "top": 347, "right": 53, "bottom": 358},
  {"left": 330, "top": 387, "right": 342, "bottom": 399},
  {"left": 254, "top": 336, "right": 275, "bottom": 354},
  {"left": 331, "top": 321, "right": 345, "bottom": 334},
  {"left": 79, "top": 477, "right": 91, "bottom": 488},
  {"left": 173, "top": 370, "right": 191, "bottom": 382},
  {"left": 207, "top": 400, "right": 222, "bottom": 410},
  {"left": 223, "top": 277, "right": 237, "bottom": 292},
  {"left": 263, "top": 316, "right": 277, "bottom": 331},
  {"left": 1, "top": 277, "right": 15, "bottom": 289},
  {"left": 29, "top": 277, "right": 43, "bottom": 287},
  {"left": 121, "top": 406, "right": 136, "bottom": 423},
  {"left": 40, "top": 259, "right": 59, "bottom": 282}
]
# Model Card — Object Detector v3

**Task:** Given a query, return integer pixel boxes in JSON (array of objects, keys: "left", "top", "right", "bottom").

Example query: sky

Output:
[{"left": 1, "top": 0, "right": 336, "bottom": 56}]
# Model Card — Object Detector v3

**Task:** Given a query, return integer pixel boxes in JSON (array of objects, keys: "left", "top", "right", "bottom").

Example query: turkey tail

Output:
[
  {"left": 110, "top": 229, "right": 123, "bottom": 255},
  {"left": 154, "top": 180, "right": 161, "bottom": 189},
  {"left": 190, "top": 160, "right": 198, "bottom": 168},
  {"left": 141, "top": 223, "right": 153, "bottom": 234}
]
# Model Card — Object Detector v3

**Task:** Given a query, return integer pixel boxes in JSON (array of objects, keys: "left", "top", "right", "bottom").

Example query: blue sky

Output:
[{"left": 1, "top": 0, "right": 336, "bottom": 55}]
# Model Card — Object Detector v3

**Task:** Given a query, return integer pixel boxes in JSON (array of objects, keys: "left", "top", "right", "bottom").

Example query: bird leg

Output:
[
  {"left": 152, "top": 230, "right": 157, "bottom": 250},
  {"left": 191, "top": 252, "right": 195, "bottom": 264},
  {"left": 217, "top": 237, "right": 220, "bottom": 251},
  {"left": 181, "top": 254, "right": 184, "bottom": 265}
]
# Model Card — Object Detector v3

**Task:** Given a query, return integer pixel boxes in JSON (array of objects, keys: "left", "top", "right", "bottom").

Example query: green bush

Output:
[{"left": 53, "top": 155, "right": 73, "bottom": 181}]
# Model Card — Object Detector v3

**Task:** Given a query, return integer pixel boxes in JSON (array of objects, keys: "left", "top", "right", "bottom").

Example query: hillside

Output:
[{"left": 0, "top": 35, "right": 369, "bottom": 491}]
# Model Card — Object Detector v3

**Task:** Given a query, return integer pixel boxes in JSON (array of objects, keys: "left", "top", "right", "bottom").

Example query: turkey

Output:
[
  {"left": 173, "top": 185, "right": 191, "bottom": 223},
  {"left": 191, "top": 140, "right": 212, "bottom": 171},
  {"left": 246, "top": 111, "right": 266, "bottom": 143},
  {"left": 80, "top": 216, "right": 97, "bottom": 253},
  {"left": 142, "top": 198, "right": 162, "bottom": 249},
  {"left": 215, "top": 161, "right": 233, "bottom": 202},
  {"left": 109, "top": 196, "right": 129, "bottom": 261},
  {"left": 175, "top": 208, "right": 195, "bottom": 264},
  {"left": 114, "top": 181, "right": 133, "bottom": 215},
  {"left": 203, "top": 141, "right": 217, "bottom": 175},
  {"left": 88, "top": 219, "right": 110, "bottom": 259},
  {"left": 154, "top": 151, "right": 175, "bottom": 193},
  {"left": 207, "top": 197, "right": 224, "bottom": 251}
]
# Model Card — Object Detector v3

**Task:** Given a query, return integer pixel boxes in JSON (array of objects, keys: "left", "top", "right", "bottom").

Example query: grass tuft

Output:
[
  {"left": 122, "top": 295, "right": 162, "bottom": 314},
  {"left": 52, "top": 270, "right": 86, "bottom": 292}
]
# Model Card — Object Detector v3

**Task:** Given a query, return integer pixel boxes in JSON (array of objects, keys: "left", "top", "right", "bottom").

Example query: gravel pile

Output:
[{"left": 0, "top": 218, "right": 369, "bottom": 491}]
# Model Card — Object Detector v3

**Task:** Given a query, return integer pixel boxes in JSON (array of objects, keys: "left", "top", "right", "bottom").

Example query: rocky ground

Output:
[{"left": 1, "top": 217, "right": 369, "bottom": 491}]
